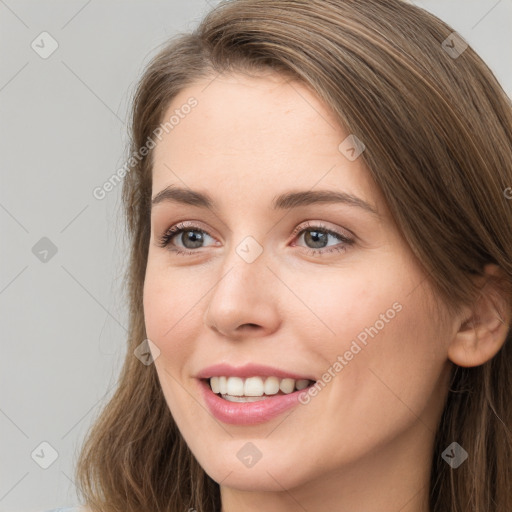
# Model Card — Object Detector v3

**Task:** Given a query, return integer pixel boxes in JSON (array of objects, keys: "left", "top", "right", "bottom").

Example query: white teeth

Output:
[
  {"left": 226, "top": 376, "right": 244, "bottom": 396},
  {"left": 219, "top": 376, "right": 227, "bottom": 394},
  {"left": 208, "top": 375, "right": 314, "bottom": 398},
  {"left": 264, "top": 376, "right": 280, "bottom": 395},
  {"left": 295, "top": 379, "right": 310, "bottom": 390},
  {"left": 210, "top": 376, "right": 220, "bottom": 394},
  {"left": 244, "top": 376, "right": 264, "bottom": 396},
  {"left": 279, "top": 378, "right": 295, "bottom": 394}
]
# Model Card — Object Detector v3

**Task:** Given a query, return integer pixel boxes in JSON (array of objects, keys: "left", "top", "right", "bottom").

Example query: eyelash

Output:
[{"left": 156, "top": 221, "right": 354, "bottom": 257}]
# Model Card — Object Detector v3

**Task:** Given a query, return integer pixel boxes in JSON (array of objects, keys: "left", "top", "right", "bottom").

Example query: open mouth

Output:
[{"left": 203, "top": 376, "right": 316, "bottom": 402}]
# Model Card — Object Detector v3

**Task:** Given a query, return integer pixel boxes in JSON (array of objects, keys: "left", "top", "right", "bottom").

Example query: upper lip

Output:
[{"left": 196, "top": 363, "right": 316, "bottom": 381}]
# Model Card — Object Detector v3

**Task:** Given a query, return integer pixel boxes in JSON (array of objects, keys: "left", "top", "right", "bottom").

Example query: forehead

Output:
[{"left": 151, "top": 72, "right": 381, "bottom": 211}]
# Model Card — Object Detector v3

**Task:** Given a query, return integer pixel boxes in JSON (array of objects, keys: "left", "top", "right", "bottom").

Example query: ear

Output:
[{"left": 448, "top": 264, "right": 510, "bottom": 368}]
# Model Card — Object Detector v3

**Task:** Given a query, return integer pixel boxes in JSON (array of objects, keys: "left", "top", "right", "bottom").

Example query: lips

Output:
[
  {"left": 195, "top": 363, "right": 317, "bottom": 425},
  {"left": 198, "top": 378, "right": 315, "bottom": 425}
]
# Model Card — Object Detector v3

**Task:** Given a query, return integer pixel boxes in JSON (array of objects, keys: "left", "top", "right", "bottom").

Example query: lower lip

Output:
[{"left": 198, "top": 379, "right": 310, "bottom": 425}]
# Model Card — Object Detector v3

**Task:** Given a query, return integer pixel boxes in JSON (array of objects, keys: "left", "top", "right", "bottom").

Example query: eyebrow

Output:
[{"left": 151, "top": 185, "right": 379, "bottom": 217}]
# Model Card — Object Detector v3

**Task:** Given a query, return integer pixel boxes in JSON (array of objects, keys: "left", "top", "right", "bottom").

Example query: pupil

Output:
[
  {"left": 305, "top": 230, "right": 327, "bottom": 249},
  {"left": 183, "top": 230, "right": 203, "bottom": 249}
]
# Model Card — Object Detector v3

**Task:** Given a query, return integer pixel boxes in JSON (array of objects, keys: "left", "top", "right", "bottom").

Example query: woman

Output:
[{"left": 46, "top": 0, "right": 512, "bottom": 511}]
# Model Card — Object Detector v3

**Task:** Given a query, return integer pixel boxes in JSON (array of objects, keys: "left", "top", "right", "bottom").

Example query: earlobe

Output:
[{"left": 448, "top": 264, "right": 510, "bottom": 368}]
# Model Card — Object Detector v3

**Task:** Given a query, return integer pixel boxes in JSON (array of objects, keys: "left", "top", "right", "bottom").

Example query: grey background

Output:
[{"left": 0, "top": 1, "right": 511, "bottom": 511}]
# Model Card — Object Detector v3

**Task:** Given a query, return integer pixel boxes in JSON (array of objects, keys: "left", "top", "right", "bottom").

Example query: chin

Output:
[{"left": 200, "top": 453, "right": 310, "bottom": 492}]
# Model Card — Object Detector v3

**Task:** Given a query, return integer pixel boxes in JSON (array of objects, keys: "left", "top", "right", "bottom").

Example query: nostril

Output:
[{"left": 238, "top": 323, "right": 260, "bottom": 333}]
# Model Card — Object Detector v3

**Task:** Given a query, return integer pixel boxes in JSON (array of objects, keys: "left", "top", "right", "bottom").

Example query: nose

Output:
[{"left": 203, "top": 249, "right": 281, "bottom": 340}]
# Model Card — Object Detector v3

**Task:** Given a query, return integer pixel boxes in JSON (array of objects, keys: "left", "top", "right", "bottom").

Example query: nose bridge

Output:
[
  {"left": 216, "top": 214, "right": 270, "bottom": 277},
  {"left": 210, "top": 234, "right": 268, "bottom": 308},
  {"left": 203, "top": 234, "right": 281, "bottom": 336}
]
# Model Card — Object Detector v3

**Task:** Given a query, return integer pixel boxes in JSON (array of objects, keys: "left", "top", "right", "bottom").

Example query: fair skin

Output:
[{"left": 141, "top": 71, "right": 509, "bottom": 512}]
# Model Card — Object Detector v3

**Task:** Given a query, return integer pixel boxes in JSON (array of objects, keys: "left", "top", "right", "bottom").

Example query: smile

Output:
[
  {"left": 208, "top": 375, "right": 314, "bottom": 401},
  {"left": 199, "top": 377, "right": 317, "bottom": 425}
]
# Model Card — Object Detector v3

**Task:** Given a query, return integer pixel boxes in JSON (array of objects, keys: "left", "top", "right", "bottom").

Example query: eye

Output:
[
  {"left": 156, "top": 221, "right": 217, "bottom": 256},
  {"left": 290, "top": 221, "right": 354, "bottom": 256},
  {"left": 156, "top": 220, "right": 354, "bottom": 257}
]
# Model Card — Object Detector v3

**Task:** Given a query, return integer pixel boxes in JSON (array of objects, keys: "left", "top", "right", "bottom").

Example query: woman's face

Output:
[{"left": 144, "top": 71, "right": 454, "bottom": 495}]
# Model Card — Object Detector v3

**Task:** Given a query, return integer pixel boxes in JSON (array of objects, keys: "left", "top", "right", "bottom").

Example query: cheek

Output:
[
  {"left": 295, "top": 262, "right": 448, "bottom": 428},
  {"left": 321, "top": 290, "right": 448, "bottom": 445},
  {"left": 142, "top": 264, "right": 198, "bottom": 367},
  {"left": 284, "top": 265, "right": 402, "bottom": 356},
  {"left": 143, "top": 269, "right": 205, "bottom": 431}
]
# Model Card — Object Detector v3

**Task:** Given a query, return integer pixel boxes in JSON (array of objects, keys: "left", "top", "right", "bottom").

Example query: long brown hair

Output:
[{"left": 75, "top": 1, "right": 512, "bottom": 510}]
